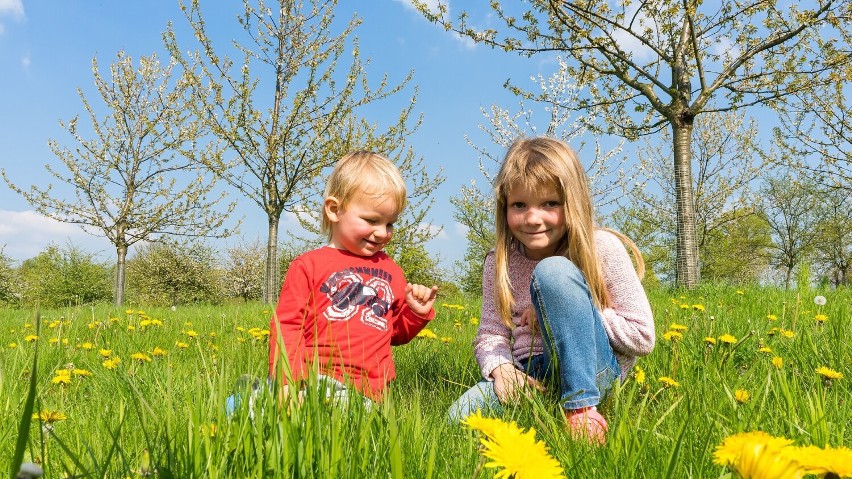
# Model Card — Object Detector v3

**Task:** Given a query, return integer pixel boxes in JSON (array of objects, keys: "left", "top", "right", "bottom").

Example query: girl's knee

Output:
[{"left": 533, "top": 256, "right": 583, "bottom": 283}]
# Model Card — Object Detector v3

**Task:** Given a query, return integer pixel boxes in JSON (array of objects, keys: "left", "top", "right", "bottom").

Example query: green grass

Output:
[{"left": 0, "top": 285, "right": 849, "bottom": 477}]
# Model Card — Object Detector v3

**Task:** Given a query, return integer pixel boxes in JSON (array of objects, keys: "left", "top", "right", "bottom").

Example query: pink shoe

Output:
[{"left": 563, "top": 406, "right": 608, "bottom": 445}]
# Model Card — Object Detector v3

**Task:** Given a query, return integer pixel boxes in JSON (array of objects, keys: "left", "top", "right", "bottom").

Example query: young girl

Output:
[{"left": 448, "top": 136, "right": 655, "bottom": 445}]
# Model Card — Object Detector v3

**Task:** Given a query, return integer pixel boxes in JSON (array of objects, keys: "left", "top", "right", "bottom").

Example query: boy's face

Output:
[{"left": 325, "top": 191, "right": 399, "bottom": 256}]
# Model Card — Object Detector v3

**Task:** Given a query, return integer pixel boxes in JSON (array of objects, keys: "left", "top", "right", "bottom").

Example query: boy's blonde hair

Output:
[
  {"left": 321, "top": 151, "right": 407, "bottom": 241},
  {"left": 492, "top": 137, "right": 645, "bottom": 328}
]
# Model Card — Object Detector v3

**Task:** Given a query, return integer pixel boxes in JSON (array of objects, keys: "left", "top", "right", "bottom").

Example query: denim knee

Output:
[{"left": 533, "top": 256, "right": 584, "bottom": 285}]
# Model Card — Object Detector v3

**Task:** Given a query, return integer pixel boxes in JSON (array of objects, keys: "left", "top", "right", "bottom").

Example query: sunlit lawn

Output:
[{"left": 1, "top": 285, "right": 849, "bottom": 477}]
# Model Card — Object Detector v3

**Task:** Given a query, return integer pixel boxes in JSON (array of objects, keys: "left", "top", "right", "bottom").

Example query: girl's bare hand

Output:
[{"left": 490, "top": 363, "right": 544, "bottom": 403}]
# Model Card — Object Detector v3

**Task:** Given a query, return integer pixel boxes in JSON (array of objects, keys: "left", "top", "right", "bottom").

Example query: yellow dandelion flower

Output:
[
  {"left": 713, "top": 431, "right": 802, "bottom": 479},
  {"left": 102, "top": 358, "right": 120, "bottom": 370},
  {"left": 758, "top": 346, "right": 772, "bottom": 353},
  {"left": 692, "top": 304, "right": 705, "bottom": 312},
  {"left": 663, "top": 330, "right": 683, "bottom": 341},
  {"left": 131, "top": 352, "right": 152, "bottom": 363},
  {"left": 736, "top": 290, "right": 745, "bottom": 295},
  {"left": 766, "top": 314, "right": 778, "bottom": 321},
  {"left": 48, "top": 338, "right": 59, "bottom": 344},
  {"left": 8, "top": 342, "right": 17, "bottom": 348},
  {"left": 704, "top": 336, "right": 717, "bottom": 345},
  {"left": 469, "top": 415, "right": 564, "bottom": 479},
  {"left": 772, "top": 356, "right": 783, "bottom": 369},
  {"left": 669, "top": 323, "right": 688, "bottom": 332},
  {"left": 79, "top": 342, "right": 94, "bottom": 350},
  {"left": 416, "top": 328, "right": 438, "bottom": 339},
  {"left": 679, "top": 303, "right": 690, "bottom": 309},
  {"left": 201, "top": 423, "right": 217, "bottom": 437},
  {"left": 470, "top": 317, "right": 479, "bottom": 325},
  {"left": 175, "top": 341, "right": 189, "bottom": 349},
  {"left": 440, "top": 337, "right": 453, "bottom": 343},
  {"left": 32, "top": 410, "right": 68, "bottom": 423},
  {"left": 99, "top": 349, "right": 112, "bottom": 357},
  {"left": 51, "top": 371, "right": 71, "bottom": 385},
  {"left": 791, "top": 444, "right": 852, "bottom": 477},
  {"left": 815, "top": 366, "right": 843, "bottom": 380},
  {"left": 72, "top": 369, "right": 93, "bottom": 377},
  {"left": 633, "top": 366, "right": 646, "bottom": 385},
  {"left": 236, "top": 326, "right": 245, "bottom": 332},
  {"left": 151, "top": 347, "right": 167, "bottom": 357},
  {"left": 185, "top": 330, "right": 198, "bottom": 339},
  {"left": 813, "top": 314, "right": 828, "bottom": 323},
  {"left": 658, "top": 376, "right": 680, "bottom": 388},
  {"left": 734, "top": 389, "right": 750, "bottom": 403},
  {"left": 125, "top": 309, "right": 134, "bottom": 315},
  {"left": 719, "top": 334, "right": 737, "bottom": 345},
  {"left": 780, "top": 329, "right": 794, "bottom": 338},
  {"left": 463, "top": 410, "right": 514, "bottom": 439},
  {"left": 127, "top": 325, "right": 135, "bottom": 331}
]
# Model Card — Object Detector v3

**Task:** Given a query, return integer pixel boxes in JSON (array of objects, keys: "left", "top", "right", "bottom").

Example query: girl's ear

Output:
[{"left": 324, "top": 197, "right": 342, "bottom": 223}]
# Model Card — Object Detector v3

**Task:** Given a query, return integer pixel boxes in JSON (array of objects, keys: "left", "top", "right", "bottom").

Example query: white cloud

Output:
[
  {"left": 0, "top": 210, "right": 113, "bottom": 261},
  {"left": 393, "top": 0, "right": 446, "bottom": 15},
  {"left": 392, "top": 0, "right": 476, "bottom": 50},
  {"left": 21, "top": 51, "right": 30, "bottom": 70},
  {"left": 711, "top": 36, "right": 739, "bottom": 61},
  {"left": 453, "top": 222, "right": 469, "bottom": 237},
  {"left": 0, "top": 0, "right": 24, "bottom": 18}
]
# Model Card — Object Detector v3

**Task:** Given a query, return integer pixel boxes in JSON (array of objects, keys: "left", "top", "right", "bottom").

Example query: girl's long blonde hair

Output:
[{"left": 492, "top": 136, "right": 644, "bottom": 328}]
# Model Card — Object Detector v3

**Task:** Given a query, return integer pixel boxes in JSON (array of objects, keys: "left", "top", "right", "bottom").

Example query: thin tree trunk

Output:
[
  {"left": 673, "top": 121, "right": 699, "bottom": 288},
  {"left": 264, "top": 216, "right": 280, "bottom": 304},
  {"left": 114, "top": 244, "right": 127, "bottom": 306}
]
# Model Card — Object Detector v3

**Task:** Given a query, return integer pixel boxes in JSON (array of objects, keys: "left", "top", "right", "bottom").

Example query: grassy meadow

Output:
[{"left": 0, "top": 285, "right": 850, "bottom": 478}]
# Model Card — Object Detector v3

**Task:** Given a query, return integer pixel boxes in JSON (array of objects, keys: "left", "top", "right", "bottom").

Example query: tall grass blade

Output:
[{"left": 10, "top": 312, "right": 40, "bottom": 478}]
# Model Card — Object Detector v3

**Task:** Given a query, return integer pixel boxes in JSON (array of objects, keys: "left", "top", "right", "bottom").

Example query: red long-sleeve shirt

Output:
[{"left": 269, "top": 246, "right": 434, "bottom": 400}]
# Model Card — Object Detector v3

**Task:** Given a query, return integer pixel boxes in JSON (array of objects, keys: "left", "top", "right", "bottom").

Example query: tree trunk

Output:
[
  {"left": 114, "top": 244, "right": 127, "bottom": 306},
  {"left": 263, "top": 216, "right": 280, "bottom": 304},
  {"left": 672, "top": 120, "right": 700, "bottom": 288}
]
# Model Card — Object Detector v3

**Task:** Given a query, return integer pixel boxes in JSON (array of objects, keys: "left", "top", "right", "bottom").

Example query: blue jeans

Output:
[{"left": 448, "top": 256, "right": 620, "bottom": 421}]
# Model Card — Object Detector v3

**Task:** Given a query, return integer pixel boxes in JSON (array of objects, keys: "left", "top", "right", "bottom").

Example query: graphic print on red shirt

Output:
[{"left": 319, "top": 268, "right": 393, "bottom": 331}]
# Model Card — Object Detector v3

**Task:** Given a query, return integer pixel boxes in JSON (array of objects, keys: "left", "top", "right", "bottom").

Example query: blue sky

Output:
[{"left": 0, "top": 0, "right": 584, "bottom": 273}]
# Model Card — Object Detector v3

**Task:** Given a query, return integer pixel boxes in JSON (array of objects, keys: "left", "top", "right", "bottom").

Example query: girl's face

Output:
[
  {"left": 325, "top": 191, "right": 398, "bottom": 256},
  {"left": 506, "top": 182, "right": 566, "bottom": 260}
]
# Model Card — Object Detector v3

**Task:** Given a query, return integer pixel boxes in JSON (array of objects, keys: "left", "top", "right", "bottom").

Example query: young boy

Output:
[{"left": 268, "top": 151, "right": 438, "bottom": 402}]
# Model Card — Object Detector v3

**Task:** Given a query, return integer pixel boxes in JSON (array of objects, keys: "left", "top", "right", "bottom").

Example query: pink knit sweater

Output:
[{"left": 473, "top": 229, "right": 655, "bottom": 381}]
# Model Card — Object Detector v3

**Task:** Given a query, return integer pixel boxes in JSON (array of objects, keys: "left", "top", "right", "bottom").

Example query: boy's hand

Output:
[{"left": 405, "top": 283, "right": 438, "bottom": 316}]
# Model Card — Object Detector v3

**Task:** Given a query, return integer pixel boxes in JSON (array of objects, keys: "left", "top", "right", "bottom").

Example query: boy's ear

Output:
[{"left": 324, "top": 197, "right": 341, "bottom": 223}]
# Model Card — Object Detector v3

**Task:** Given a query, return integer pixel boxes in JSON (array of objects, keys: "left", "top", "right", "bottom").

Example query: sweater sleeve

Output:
[
  {"left": 597, "top": 231, "right": 656, "bottom": 357},
  {"left": 391, "top": 305, "right": 435, "bottom": 345},
  {"left": 269, "top": 258, "right": 312, "bottom": 384},
  {"left": 472, "top": 252, "right": 518, "bottom": 380}
]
